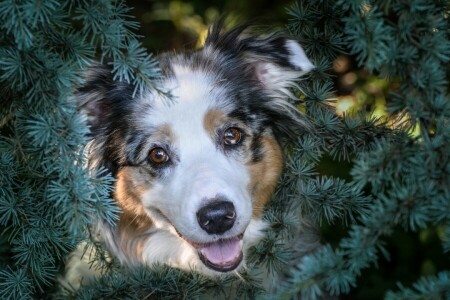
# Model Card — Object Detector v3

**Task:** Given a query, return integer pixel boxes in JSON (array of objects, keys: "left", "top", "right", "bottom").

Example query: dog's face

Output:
[{"left": 79, "top": 23, "right": 313, "bottom": 274}]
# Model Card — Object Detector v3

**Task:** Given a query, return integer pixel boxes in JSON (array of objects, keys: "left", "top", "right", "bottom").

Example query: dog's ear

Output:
[
  {"left": 76, "top": 64, "right": 135, "bottom": 174},
  {"left": 76, "top": 64, "right": 133, "bottom": 135},
  {"left": 205, "top": 23, "right": 313, "bottom": 137},
  {"left": 205, "top": 22, "right": 314, "bottom": 98},
  {"left": 240, "top": 34, "right": 314, "bottom": 98}
]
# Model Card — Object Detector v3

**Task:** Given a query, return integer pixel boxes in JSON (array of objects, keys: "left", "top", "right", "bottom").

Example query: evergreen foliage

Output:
[
  {"left": 0, "top": 0, "right": 448, "bottom": 299},
  {"left": 280, "top": 0, "right": 450, "bottom": 299},
  {"left": 0, "top": 0, "right": 161, "bottom": 298}
]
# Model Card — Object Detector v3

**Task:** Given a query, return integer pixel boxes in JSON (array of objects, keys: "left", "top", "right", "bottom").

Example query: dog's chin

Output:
[{"left": 180, "top": 233, "right": 244, "bottom": 273}]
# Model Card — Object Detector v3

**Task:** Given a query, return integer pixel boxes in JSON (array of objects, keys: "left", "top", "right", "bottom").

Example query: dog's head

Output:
[{"left": 78, "top": 22, "right": 313, "bottom": 274}]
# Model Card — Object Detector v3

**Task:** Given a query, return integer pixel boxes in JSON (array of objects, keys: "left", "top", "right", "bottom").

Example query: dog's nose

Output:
[{"left": 197, "top": 201, "right": 236, "bottom": 234}]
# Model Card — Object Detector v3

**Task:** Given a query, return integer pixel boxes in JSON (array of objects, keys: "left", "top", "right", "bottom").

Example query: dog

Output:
[{"left": 65, "top": 20, "right": 314, "bottom": 291}]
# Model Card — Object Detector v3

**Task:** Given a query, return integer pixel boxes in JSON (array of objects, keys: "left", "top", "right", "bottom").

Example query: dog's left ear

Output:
[
  {"left": 205, "top": 23, "right": 314, "bottom": 97},
  {"left": 240, "top": 34, "right": 314, "bottom": 97}
]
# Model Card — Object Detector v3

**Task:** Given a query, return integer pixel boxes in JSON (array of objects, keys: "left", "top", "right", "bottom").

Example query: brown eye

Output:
[
  {"left": 149, "top": 147, "right": 169, "bottom": 164},
  {"left": 224, "top": 127, "right": 242, "bottom": 146}
]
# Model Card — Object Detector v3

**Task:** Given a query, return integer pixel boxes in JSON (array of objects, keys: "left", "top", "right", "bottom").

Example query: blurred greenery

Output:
[
  {"left": 128, "top": 0, "right": 293, "bottom": 51},
  {"left": 125, "top": 1, "right": 449, "bottom": 299}
]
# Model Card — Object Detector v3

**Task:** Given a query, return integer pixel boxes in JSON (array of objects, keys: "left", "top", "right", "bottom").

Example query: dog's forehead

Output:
[
  {"left": 136, "top": 63, "right": 232, "bottom": 144},
  {"left": 168, "top": 64, "right": 225, "bottom": 103}
]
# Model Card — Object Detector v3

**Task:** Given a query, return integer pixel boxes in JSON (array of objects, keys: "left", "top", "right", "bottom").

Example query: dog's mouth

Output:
[
  {"left": 152, "top": 209, "right": 244, "bottom": 272},
  {"left": 198, "top": 236, "right": 243, "bottom": 272},
  {"left": 180, "top": 233, "right": 244, "bottom": 272}
]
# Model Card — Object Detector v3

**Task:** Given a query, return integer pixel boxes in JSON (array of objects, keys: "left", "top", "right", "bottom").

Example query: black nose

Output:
[{"left": 197, "top": 201, "right": 236, "bottom": 234}]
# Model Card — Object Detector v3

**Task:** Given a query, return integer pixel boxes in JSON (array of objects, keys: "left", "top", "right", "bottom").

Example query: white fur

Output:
[
  {"left": 137, "top": 66, "right": 253, "bottom": 244},
  {"left": 250, "top": 40, "right": 314, "bottom": 100},
  {"left": 285, "top": 40, "right": 314, "bottom": 74},
  {"left": 59, "top": 242, "right": 108, "bottom": 291}
]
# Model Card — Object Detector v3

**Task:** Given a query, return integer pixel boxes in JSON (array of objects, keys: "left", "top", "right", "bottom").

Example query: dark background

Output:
[{"left": 126, "top": 1, "right": 449, "bottom": 298}]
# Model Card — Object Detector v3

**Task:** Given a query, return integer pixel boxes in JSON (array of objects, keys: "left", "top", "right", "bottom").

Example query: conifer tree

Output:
[
  {"left": 279, "top": 1, "right": 450, "bottom": 299},
  {"left": 0, "top": 1, "right": 161, "bottom": 298},
  {"left": 0, "top": 0, "right": 448, "bottom": 299}
]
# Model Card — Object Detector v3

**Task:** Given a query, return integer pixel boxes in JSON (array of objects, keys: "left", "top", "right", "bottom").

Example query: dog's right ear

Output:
[{"left": 76, "top": 64, "right": 133, "bottom": 134}]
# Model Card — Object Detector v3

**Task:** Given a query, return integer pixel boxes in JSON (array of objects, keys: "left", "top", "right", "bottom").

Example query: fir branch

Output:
[
  {"left": 443, "top": 224, "right": 450, "bottom": 253},
  {"left": 0, "top": 0, "right": 34, "bottom": 49},
  {"left": 341, "top": 4, "right": 392, "bottom": 71},
  {"left": 74, "top": 264, "right": 263, "bottom": 300},
  {"left": 22, "top": 0, "right": 60, "bottom": 28},
  {"left": 0, "top": 266, "right": 34, "bottom": 300},
  {"left": 385, "top": 271, "right": 450, "bottom": 300},
  {"left": 294, "top": 176, "right": 371, "bottom": 225}
]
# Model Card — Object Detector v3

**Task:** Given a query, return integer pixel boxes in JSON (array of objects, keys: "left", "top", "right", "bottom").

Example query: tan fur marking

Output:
[
  {"left": 203, "top": 109, "right": 227, "bottom": 137},
  {"left": 247, "top": 137, "right": 283, "bottom": 218},
  {"left": 114, "top": 167, "right": 153, "bottom": 262},
  {"left": 154, "top": 124, "right": 175, "bottom": 142}
]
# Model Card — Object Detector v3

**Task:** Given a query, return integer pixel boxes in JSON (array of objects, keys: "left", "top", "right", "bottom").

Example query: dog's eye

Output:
[
  {"left": 223, "top": 128, "right": 242, "bottom": 146},
  {"left": 149, "top": 147, "right": 170, "bottom": 164}
]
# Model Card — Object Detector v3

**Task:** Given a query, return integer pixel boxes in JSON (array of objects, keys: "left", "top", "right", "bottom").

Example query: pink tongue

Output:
[{"left": 200, "top": 237, "right": 241, "bottom": 265}]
